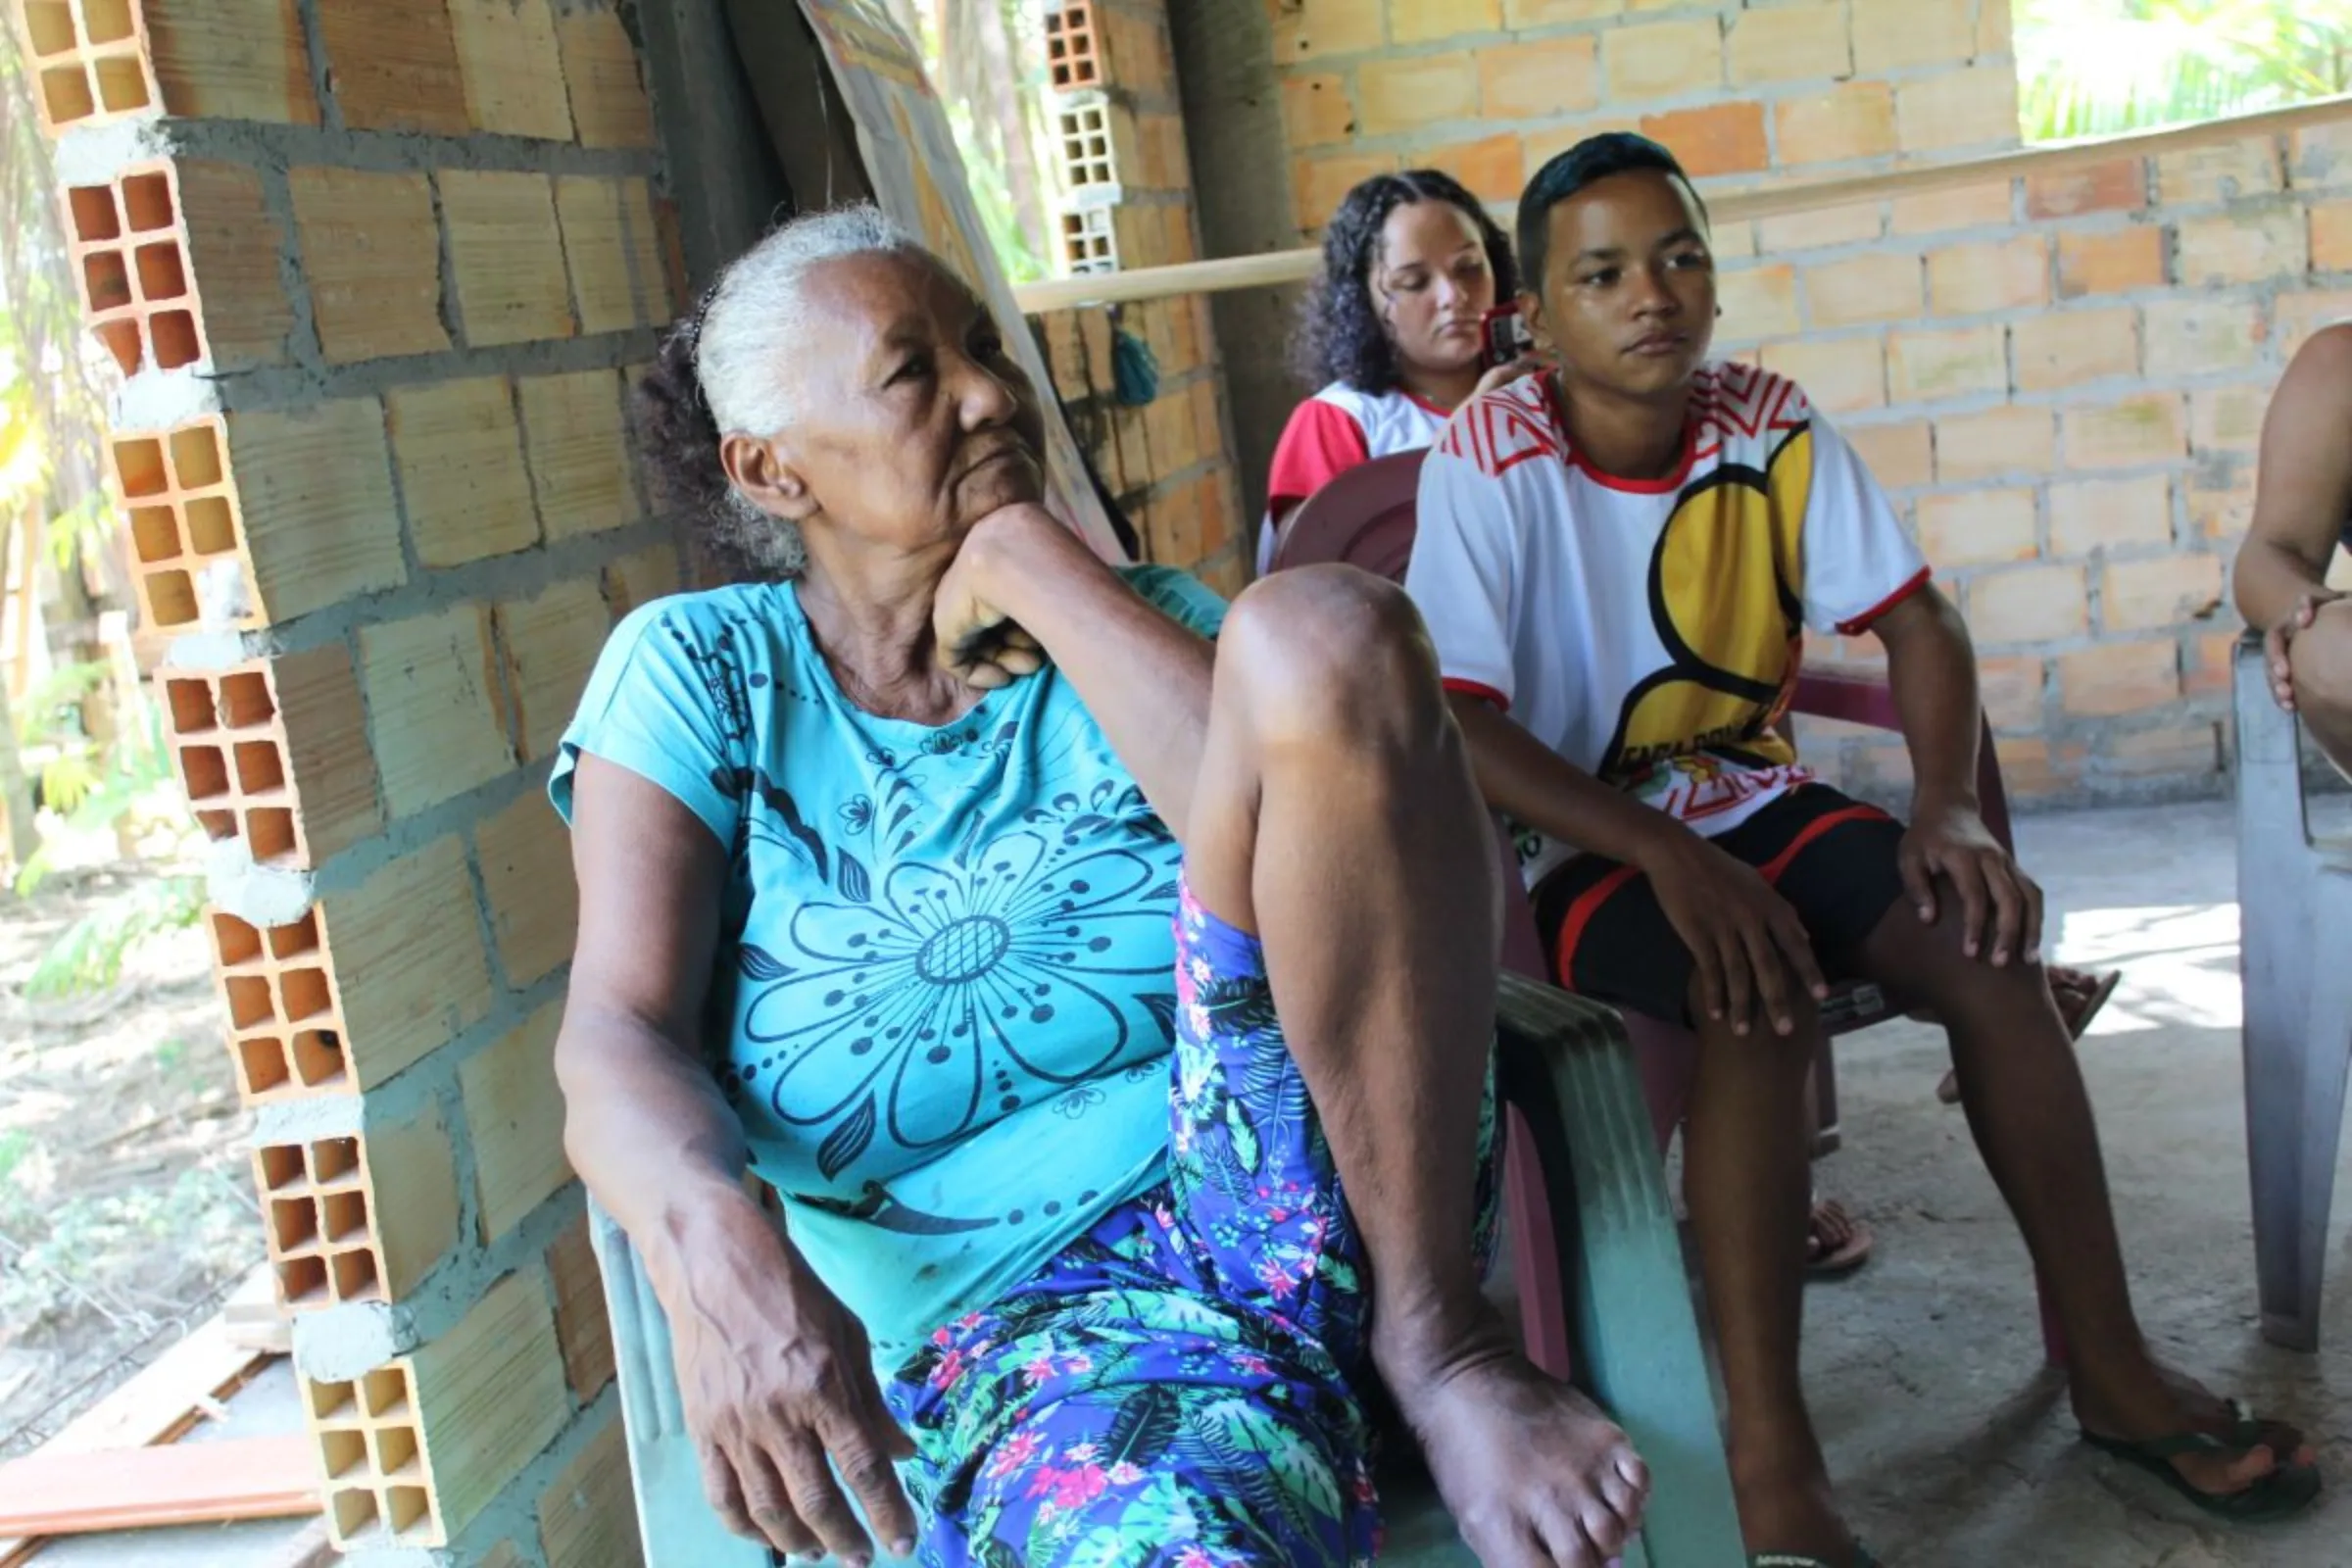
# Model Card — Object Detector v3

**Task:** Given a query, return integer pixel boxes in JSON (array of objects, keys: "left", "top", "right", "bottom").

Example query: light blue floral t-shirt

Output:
[{"left": 550, "top": 565, "right": 1226, "bottom": 1354}]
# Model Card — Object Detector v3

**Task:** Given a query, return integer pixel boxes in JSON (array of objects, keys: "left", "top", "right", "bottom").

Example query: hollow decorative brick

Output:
[
  {"left": 251, "top": 1105, "right": 456, "bottom": 1311},
  {"left": 20, "top": 0, "right": 318, "bottom": 132},
  {"left": 1045, "top": 1, "right": 1102, "bottom": 89},
  {"left": 66, "top": 159, "right": 294, "bottom": 379},
  {"left": 64, "top": 161, "right": 201, "bottom": 378},
  {"left": 209, "top": 906, "right": 349, "bottom": 1101},
  {"left": 305, "top": 1272, "right": 568, "bottom": 1551},
  {"left": 160, "top": 648, "right": 381, "bottom": 869},
  {"left": 111, "top": 417, "right": 252, "bottom": 630}
]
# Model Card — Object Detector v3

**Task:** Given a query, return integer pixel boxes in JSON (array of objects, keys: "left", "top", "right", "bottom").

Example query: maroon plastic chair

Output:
[{"left": 1277, "top": 447, "right": 2066, "bottom": 1367}]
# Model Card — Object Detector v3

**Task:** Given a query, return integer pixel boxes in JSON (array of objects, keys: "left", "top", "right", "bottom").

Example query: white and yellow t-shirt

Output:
[{"left": 1406, "top": 362, "right": 1929, "bottom": 888}]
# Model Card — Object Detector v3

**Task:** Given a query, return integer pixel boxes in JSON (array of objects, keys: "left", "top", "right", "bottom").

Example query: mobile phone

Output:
[{"left": 1480, "top": 303, "right": 1534, "bottom": 370}]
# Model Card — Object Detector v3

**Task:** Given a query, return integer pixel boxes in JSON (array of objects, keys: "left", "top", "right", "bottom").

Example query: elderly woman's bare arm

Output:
[
  {"left": 558, "top": 756, "right": 916, "bottom": 1565},
  {"left": 556, "top": 755, "right": 756, "bottom": 1278},
  {"left": 941, "top": 504, "right": 1220, "bottom": 839}
]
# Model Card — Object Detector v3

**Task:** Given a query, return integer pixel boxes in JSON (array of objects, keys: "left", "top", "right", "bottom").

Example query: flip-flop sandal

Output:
[
  {"left": 1753, "top": 1549, "right": 1879, "bottom": 1567},
  {"left": 1936, "top": 967, "right": 2124, "bottom": 1104},
  {"left": 2221, "top": 1396, "right": 2315, "bottom": 1465},
  {"left": 2081, "top": 1427, "right": 2323, "bottom": 1521},
  {"left": 1804, "top": 1198, "right": 1873, "bottom": 1280}
]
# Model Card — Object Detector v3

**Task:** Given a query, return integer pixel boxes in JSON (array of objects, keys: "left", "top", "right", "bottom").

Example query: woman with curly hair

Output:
[{"left": 1258, "top": 171, "right": 1526, "bottom": 573}]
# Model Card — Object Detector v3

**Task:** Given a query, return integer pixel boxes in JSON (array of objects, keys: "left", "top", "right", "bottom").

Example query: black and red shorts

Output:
[{"left": 1530, "top": 784, "right": 1909, "bottom": 1024}]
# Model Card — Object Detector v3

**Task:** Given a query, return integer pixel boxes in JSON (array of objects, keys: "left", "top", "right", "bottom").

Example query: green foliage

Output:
[
  {"left": 2018, "top": 0, "right": 2352, "bottom": 141},
  {"left": 23, "top": 875, "right": 205, "bottom": 1000}
]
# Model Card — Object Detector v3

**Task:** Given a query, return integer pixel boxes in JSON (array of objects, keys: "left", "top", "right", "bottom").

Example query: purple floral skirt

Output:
[{"left": 886, "top": 883, "right": 1496, "bottom": 1568}]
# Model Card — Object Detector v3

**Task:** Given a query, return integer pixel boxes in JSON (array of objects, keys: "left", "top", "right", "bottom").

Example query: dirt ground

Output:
[{"left": 0, "top": 861, "right": 264, "bottom": 1459}]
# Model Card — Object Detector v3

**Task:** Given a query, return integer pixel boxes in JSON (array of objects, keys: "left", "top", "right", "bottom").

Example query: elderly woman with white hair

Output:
[{"left": 548, "top": 205, "right": 1652, "bottom": 1568}]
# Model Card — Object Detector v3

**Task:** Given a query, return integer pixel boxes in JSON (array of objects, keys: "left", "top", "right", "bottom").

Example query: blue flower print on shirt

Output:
[{"left": 738, "top": 823, "right": 1182, "bottom": 1182}]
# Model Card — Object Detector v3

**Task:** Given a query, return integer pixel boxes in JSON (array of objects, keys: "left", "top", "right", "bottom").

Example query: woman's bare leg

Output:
[{"left": 1180, "top": 566, "right": 1650, "bottom": 1568}]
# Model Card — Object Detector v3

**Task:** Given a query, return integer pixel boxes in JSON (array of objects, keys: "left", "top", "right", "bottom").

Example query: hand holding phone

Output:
[{"left": 1480, "top": 304, "right": 1535, "bottom": 371}]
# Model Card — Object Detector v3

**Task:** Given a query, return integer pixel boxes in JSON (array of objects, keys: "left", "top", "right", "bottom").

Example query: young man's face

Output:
[{"left": 1525, "top": 169, "right": 1715, "bottom": 402}]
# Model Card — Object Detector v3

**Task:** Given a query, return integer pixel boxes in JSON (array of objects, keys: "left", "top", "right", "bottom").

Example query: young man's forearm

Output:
[
  {"left": 1875, "top": 589, "right": 1984, "bottom": 818},
  {"left": 1447, "top": 695, "right": 1689, "bottom": 867}
]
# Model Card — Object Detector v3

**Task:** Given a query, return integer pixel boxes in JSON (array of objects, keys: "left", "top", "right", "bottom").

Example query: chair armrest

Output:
[
  {"left": 1791, "top": 670, "right": 2014, "bottom": 854},
  {"left": 1492, "top": 972, "right": 1744, "bottom": 1563},
  {"left": 588, "top": 1200, "right": 779, "bottom": 1568},
  {"left": 1791, "top": 668, "right": 1900, "bottom": 729},
  {"left": 2233, "top": 629, "right": 2313, "bottom": 849}
]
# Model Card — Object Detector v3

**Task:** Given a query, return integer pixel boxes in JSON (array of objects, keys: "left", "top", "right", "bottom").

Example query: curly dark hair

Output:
[
  {"left": 631, "top": 303, "right": 785, "bottom": 584},
  {"left": 1290, "top": 170, "right": 1518, "bottom": 395}
]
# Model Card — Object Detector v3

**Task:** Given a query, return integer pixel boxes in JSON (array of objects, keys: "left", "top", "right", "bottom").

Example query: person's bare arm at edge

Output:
[
  {"left": 556, "top": 759, "right": 916, "bottom": 1566},
  {"left": 1447, "top": 693, "right": 1826, "bottom": 1037},
  {"left": 1871, "top": 585, "right": 2045, "bottom": 973},
  {"left": 2236, "top": 323, "right": 2352, "bottom": 710}
]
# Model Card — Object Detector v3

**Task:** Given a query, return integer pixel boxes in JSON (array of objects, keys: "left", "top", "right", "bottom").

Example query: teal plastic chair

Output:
[{"left": 588, "top": 974, "right": 1746, "bottom": 1567}]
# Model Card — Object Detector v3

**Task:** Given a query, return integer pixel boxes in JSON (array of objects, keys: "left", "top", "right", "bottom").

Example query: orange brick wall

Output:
[
  {"left": 1028, "top": 0, "right": 1249, "bottom": 597},
  {"left": 1264, "top": 0, "right": 2333, "bottom": 807},
  {"left": 22, "top": 0, "right": 669, "bottom": 1559}
]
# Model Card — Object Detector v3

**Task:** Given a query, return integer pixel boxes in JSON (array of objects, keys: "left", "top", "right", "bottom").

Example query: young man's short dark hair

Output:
[{"left": 1515, "top": 133, "right": 1708, "bottom": 296}]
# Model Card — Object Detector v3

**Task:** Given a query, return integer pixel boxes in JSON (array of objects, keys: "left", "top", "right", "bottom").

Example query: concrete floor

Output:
[{"left": 1812, "top": 801, "right": 2350, "bottom": 1567}]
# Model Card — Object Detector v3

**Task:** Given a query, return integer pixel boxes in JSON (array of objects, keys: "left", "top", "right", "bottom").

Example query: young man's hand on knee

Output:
[
  {"left": 1896, "top": 804, "right": 2044, "bottom": 969},
  {"left": 1641, "top": 827, "right": 1827, "bottom": 1038}
]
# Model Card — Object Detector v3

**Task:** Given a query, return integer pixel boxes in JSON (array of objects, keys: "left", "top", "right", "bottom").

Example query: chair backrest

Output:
[{"left": 1271, "top": 449, "right": 1428, "bottom": 583}]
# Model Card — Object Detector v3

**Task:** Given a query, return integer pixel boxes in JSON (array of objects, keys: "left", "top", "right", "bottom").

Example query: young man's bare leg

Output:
[
  {"left": 1859, "top": 893, "right": 2311, "bottom": 1493},
  {"left": 1679, "top": 988, "right": 1856, "bottom": 1559}
]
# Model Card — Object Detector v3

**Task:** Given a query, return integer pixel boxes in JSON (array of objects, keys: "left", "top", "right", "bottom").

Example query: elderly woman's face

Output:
[{"left": 740, "top": 252, "right": 1048, "bottom": 556}]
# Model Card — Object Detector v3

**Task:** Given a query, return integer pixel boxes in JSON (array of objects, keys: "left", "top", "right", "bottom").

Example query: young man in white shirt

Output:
[{"left": 1405, "top": 133, "right": 2318, "bottom": 1564}]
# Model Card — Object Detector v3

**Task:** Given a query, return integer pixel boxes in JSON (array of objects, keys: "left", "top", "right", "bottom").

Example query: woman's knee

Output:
[{"left": 1216, "top": 565, "right": 1446, "bottom": 749}]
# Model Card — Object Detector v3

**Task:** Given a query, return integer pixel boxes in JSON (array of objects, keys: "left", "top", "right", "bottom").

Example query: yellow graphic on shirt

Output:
[{"left": 1602, "top": 426, "right": 1813, "bottom": 790}]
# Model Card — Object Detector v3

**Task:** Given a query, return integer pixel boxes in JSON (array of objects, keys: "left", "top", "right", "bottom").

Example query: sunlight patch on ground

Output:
[{"left": 2053, "top": 902, "right": 2241, "bottom": 1033}]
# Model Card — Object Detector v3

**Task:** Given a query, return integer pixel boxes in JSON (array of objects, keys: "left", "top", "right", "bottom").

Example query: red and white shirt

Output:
[
  {"left": 1406, "top": 363, "right": 1929, "bottom": 887},
  {"left": 1259, "top": 382, "right": 1452, "bottom": 572}
]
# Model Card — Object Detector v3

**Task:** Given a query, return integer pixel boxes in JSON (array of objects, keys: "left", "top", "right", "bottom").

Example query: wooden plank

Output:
[
  {"left": 1008, "top": 92, "right": 2352, "bottom": 314},
  {"left": 0, "top": 1436, "right": 317, "bottom": 1536},
  {"left": 0, "top": 1302, "right": 274, "bottom": 1565}
]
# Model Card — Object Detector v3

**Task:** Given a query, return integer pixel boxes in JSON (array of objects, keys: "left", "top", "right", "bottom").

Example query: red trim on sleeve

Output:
[
  {"left": 1834, "top": 566, "right": 1933, "bottom": 636},
  {"left": 1442, "top": 678, "right": 1510, "bottom": 712},
  {"left": 1266, "top": 399, "right": 1372, "bottom": 514}
]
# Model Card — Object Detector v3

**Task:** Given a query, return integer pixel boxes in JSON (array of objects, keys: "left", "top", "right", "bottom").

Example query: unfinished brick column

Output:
[
  {"left": 18, "top": 0, "right": 681, "bottom": 1560},
  {"left": 1030, "top": 0, "right": 1250, "bottom": 595}
]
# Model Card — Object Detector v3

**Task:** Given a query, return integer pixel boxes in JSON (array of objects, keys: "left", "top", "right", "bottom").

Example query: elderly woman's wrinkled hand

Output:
[
  {"left": 931, "top": 501, "right": 1083, "bottom": 689},
  {"left": 672, "top": 1219, "right": 917, "bottom": 1566}
]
